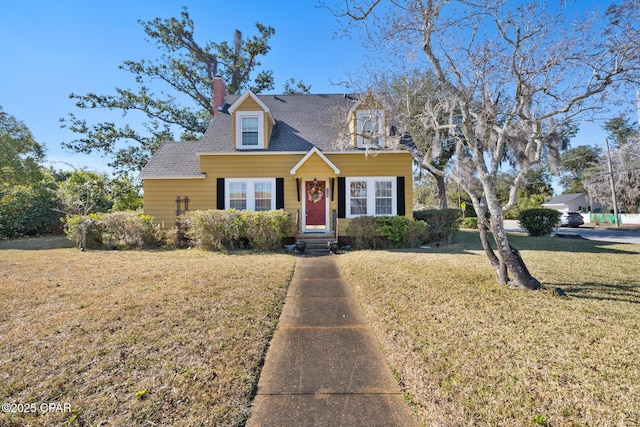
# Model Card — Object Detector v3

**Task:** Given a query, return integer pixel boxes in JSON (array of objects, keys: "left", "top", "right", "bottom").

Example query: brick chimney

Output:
[{"left": 213, "top": 76, "right": 226, "bottom": 115}]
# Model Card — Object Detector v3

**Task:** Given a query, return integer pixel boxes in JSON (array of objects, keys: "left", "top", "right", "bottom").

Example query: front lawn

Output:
[
  {"left": 0, "top": 242, "right": 295, "bottom": 426},
  {"left": 338, "top": 231, "right": 640, "bottom": 426}
]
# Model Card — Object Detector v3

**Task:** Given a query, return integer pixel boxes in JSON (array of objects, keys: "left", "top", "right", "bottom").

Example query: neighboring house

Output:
[
  {"left": 542, "top": 193, "right": 590, "bottom": 212},
  {"left": 139, "top": 78, "right": 413, "bottom": 246}
]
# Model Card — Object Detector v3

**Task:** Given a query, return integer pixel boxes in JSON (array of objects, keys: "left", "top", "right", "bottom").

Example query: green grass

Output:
[
  {"left": 338, "top": 230, "right": 640, "bottom": 426},
  {"left": 2, "top": 233, "right": 638, "bottom": 426},
  {"left": 0, "top": 241, "right": 296, "bottom": 426}
]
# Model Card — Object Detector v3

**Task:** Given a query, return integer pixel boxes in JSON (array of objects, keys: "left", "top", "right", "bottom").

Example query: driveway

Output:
[{"left": 503, "top": 219, "right": 640, "bottom": 245}]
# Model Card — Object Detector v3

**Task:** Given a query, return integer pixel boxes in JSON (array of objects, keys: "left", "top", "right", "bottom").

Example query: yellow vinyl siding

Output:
[
  {"left": 327, "top": 152, "right": 413, "bottom": 237},
  {"left": 200, "top": 154, "right": 302, "bottom": 219},
  {"left": 142, "top": 179, "right": 214, "bottom": 227},
  {"left": 293, "top": 152, "right": 337, "bottom": 177},
  {"left": 143, "top": 151, "right": 413, "bottom": 237}
]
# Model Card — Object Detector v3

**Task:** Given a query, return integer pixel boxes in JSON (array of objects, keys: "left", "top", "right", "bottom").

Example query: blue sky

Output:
[
  {"left": 0, "top": 1, "right": 367, "bottom": 173},
  {"left": 0, "top": 0, "right": 628, "bottom": 179}
]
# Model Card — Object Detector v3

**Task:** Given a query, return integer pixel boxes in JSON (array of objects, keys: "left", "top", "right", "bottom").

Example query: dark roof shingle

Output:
[
  {"left": 140, "top": 93, "right": 412, "bottom": 179},
  {"left": 139, "top": 141, "right": 204, "bottom": 179},
  {"left": 199, "top": 93, "right": 354, "bottom": 153}
]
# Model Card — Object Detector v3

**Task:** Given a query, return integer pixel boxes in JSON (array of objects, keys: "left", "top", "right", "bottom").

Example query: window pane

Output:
[
  {"left": 375, "top": 181, "right": 392, "bottom": 197},
  {"left": 350, "top": 198, "right": 367, "bottom": 215},
  {"left": 230, "top": 200, "right": 247, "bottom": 210},
  {"left": 350, "top": 181, "right": 367, "bottom": 198},
  {"left": 375, "top": 181, "right": 393, "bottom": 215},
  {"left": 375, "top": 198, "right": 392, "bottom": 215},
  {"left": 350, "top": 181, "right": 367, "bottom": 215},
  {"left": 242, "top": 116, "right": 259, "bottom": 131},
  {"left": 229, "top": 182, "right": 247, "bottom": 210},
  {"left": 254, "top": 182, "right": 272, "bottom": 199},
  {"left": 242, "top": 116, "right": 259, "bottom": 146},
  {"left": 229, "top": 182, "right": 246, "bottom": 199},
  {"left": 254, "top": 181, "right": 272, "bottom": 211},
  {"left": 255, "top": 199, "right": 272, "bottom": 211}
]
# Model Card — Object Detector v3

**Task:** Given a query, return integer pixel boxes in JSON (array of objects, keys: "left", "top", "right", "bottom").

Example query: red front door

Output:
[{"left": 305, "top": 180, "right": 326, "bottom": 229}]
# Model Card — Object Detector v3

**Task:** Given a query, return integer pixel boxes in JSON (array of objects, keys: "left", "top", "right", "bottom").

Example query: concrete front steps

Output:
[{"left": 296, "top": 233, "right": 337, "bottom": 256}]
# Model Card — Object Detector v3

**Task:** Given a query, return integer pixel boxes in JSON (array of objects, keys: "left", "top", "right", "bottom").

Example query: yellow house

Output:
[{"left": 139, "top": 78, "right": 413, "bottom": 251}]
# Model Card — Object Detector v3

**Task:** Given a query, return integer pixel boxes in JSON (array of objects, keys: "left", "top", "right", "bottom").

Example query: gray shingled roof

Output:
[
  {"left": 139, "top": 141, "right": 204, "bottom": 179},
  {"left": 199, "top": 93, "right": 356, "bottom": 153},
  {"left": 140, "top": 93, "right": 410, "bottom": 179}
]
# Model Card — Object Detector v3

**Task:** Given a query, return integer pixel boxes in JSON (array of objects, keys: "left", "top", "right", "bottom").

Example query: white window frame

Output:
[
  {"left": 356, "top": 110, "right": 385, "bottom": 148},
  {"left": 225, "top": 178, "right": 276, "bottom": 211},
  {"left": 236, "top": 111, "right": 265, "bottom": 149},
  {"left": 346, "top": 177, "right": 396, "bottom": 218}
]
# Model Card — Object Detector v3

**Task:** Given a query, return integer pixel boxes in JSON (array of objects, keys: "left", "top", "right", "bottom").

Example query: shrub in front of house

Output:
[
  {"left": 64, "top": 212, "right": 162, "bottom": 249},
  {"left": 183, "top": 209, "right": 246, "bottom": 250},
  {"left": 101, "top": 211, "right": 161, "bottom": 249},
  {"left": 64, "top": 213, "right": 105, "bottom": 249},
  {"left": 345, "top": 216, "right": 381, "bottom": 249},
  {"left": 244, "top": 209, "right": 293, "bottom": 251},
  {"left": 183, "top": 209, "right": 293, "bottom": 251},
  {"left": 458, "top": 217, "right": 478, "bottom": 229},
  {"left": 413, "top": 209, "right": 461, "bottom": 244},
  {"left": 346, "top": 216, "right": 428, "bottom": 250},
  {"left": 518, "top": 208, "right": 561, "bottom": 236}
]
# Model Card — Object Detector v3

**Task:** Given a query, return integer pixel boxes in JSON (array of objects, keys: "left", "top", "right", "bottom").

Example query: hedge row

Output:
[
  {"left": 64, "top": 211, "right": 163, "bottom": 249},
  {"left": 346, "top": 216, "right": 428, "bottom": 250},
  {"left": 182, "top": 209, "right": 293, "bottom": 251}
]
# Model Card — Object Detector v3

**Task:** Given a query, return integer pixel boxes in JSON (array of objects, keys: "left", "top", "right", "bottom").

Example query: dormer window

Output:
[
  {"left": 236, "top": 111, "right": 264, "bottom": 149},
  {"left": 357, "top": 110, "right": 385, "bottom": 148}
]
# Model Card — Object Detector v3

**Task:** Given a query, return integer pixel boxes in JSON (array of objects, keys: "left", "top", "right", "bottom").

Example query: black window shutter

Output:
[
  {"left": 338, "top": 177, "right": 346, "bottom": 218},
  {"left": 397, "top": 176, "right": 406, "bottom": 216},
  {"left": 216, "top": 178, "right": 225, "bottom": 210},
  {"left": 276, "top": 178, "right": 285, "bottom": 209}
]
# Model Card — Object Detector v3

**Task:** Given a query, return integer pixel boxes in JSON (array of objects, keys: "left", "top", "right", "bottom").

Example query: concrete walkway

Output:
[{"left": 247, "top": 256, "right": 418, "bottom": 427}]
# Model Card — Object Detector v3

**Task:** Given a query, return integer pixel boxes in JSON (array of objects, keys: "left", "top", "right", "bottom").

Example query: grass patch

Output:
[
  {"left": 0, "top": 242, "right": 295, "bottom": 426},
  {"left": 338, "top": 230, "right": 640, "bottom": 426}
]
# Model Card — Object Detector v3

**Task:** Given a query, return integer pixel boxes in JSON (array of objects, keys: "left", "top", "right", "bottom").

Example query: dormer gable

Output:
[
  {"left": 348, "top": 92, "right": 387, "bottom": 149},
  {"left": 227, "top": 90, "right": 276, "bottom": 150}
]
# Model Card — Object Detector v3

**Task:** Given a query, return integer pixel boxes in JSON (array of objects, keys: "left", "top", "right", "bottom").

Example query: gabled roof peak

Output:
[
  {"left": 227, "top": 90, "right": 276, "bottom": 125},
  {"left": 290, "top": 147, "right": 341, "bottom": 175}
]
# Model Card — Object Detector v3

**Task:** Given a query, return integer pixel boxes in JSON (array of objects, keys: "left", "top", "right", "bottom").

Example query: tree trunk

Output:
[
  {"left": 435, "top": 174, "right": 448, "bottom": 209},
  {"left": 486, "top": 207, "right": 541, "bottom": 290},
  {"left": 477, "top": 212, "right": 509, "bottom": 285},
  {"left": 480, "top": 177, "right": 541, "bottom": 290}
]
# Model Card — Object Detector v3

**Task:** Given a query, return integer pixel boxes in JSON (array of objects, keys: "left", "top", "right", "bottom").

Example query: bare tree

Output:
[
  {"left": 585, "top": 138, "right": 640, "bottom": 213},
  {"left": 331, "top": 0, "right": 640, "bottom": 289}
]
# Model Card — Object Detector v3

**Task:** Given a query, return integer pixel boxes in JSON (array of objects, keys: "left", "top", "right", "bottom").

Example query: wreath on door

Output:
[{"left": 307, "top": 182, "right": 324, "bottom": 203}]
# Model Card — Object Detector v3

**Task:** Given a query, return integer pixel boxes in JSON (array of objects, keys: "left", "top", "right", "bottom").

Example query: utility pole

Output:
[
  {"left": 637, "top": 89, "right": 640, "bottom": 126},
  {"left": 604, "top": 138, "right": 620, "bottom": 227}
]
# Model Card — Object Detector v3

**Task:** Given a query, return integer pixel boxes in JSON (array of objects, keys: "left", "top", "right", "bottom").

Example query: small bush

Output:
[
  {"left": 245, "top": 210, "right": 293, "bottom": 251},
  {"left": 183, "top": 209, "right": 292, "bottom": 251},
  {"left": 347, "top": 216, "right": 383, "bottom": 249},
  {"left": 101, "top": 211, "right": 161, "bottom": 249},
  {"left": 414, "top": 209, "right": 461, "bottom": 244},
  {"left": 459, "top": 217, "right": 478, "bottom": 229},
  {"left": 63, "top": 213, "right": 105, "bottom": 249},
  {"left": 183, "top": 209, "right": 245, "bottom": 250},
  {"left": 518, "top": 208, "right": 561, "bottom": 236},
  {"left": 346, "top": 216, "right": 428, "bottom": 250},
  {"left": 377, "top": 216, "right": 428, "bottom": 248},
  {"left": 64, "top": 211, "right": 162, "bottom": 249}
]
